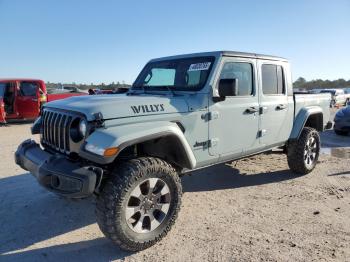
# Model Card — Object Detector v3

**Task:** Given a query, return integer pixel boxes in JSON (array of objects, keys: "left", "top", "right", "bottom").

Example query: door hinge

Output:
[
  {"left": 209, "top": 138, "right": 219, "bottom": 147},
  {"left": 258, "top": 129, "right": 267, "bottom": 137},
  {"left": 202, "top": 111, "right": 219, "bottom": 121},
  {"left": 259, "top": 106, "right": 268, "bottom": 114}
]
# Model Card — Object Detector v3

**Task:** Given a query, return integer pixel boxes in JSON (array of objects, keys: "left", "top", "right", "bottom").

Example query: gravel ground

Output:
[{"left": 0, "top": 113, "right": 349, "bottom": 262}]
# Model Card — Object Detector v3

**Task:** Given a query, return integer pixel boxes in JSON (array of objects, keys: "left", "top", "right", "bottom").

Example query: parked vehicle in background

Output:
[
  {"left": 93, "top": 89, "right": 114, "bottom": 94},
  {"left": 15, "top": 51, "right": 332, "bottom": 251},
  {"left": 309, "top": 89, "right": 322, "bottom": 94},
  {"left": 320, "top": 89, "right": 347, "bottom": 107},
  {"left": 49, "top": 86, "right": 87, "bottom": 94},
  {"left": 0, "top": 79, "right": 86, "bottom": 123},
  {"left": 334, "top": 105, "right": 350, "bottom": 136},
  {"left": 343, "top": 88, "right": 350, "bottom": 103}
]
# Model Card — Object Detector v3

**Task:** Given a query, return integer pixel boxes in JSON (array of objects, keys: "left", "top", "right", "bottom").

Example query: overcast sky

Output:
[{"left": 0, "top": 0, "right": 349, "bottom": 84}]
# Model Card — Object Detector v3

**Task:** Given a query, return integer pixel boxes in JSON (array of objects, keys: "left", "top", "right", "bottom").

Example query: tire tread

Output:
[
  {"left": 96, "top": 157, "right": 182, "bottom": 251},
  {"left": 287, "top": 127, "right": 320, "bottom": 175}
]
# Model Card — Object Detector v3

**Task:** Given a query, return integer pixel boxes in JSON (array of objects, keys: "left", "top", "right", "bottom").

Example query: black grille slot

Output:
[
  {"left": 41, "top": 110, "right": 74, "bottom": 153},
  {"left": 59, "top": 115, "right": 66, "bottom": 150}
]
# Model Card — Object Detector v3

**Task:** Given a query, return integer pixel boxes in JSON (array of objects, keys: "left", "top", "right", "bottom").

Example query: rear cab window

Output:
[{"left": 261, "top": 64, "right": 285, "bottom": 95}]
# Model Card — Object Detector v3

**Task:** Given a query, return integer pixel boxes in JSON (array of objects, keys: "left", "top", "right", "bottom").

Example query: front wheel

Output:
[
  {"left": 96, "top": 157, "right": 182, "bottom": 251},
  {"left": 287, "top": 127, "right": 320, "bottom": 175}
]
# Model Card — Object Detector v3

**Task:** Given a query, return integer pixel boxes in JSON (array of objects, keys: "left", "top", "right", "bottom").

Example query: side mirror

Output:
[{"left": 218, "top": 78, "right": 238, "bottom": 97}]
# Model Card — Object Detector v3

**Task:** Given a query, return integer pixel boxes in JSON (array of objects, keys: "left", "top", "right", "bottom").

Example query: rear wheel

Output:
[
  {"left": 96, "top": 157, "right": 182, "bottom": 251},
  {"left": 287, "top": 127, "right": 320, "bottom": 174}
]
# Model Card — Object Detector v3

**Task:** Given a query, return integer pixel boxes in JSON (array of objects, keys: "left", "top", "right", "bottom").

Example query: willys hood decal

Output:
[{"left": 45, "top": 94, "right": 189, "bottom": 121}]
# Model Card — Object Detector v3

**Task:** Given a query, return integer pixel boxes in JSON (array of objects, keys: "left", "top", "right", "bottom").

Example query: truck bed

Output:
[{"left": 294, "top": 93, "right": 331, "bottom": 127}]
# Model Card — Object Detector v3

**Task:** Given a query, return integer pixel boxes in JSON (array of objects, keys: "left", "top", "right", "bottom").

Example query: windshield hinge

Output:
[{"left": 201, "top": 111, "right": 219, "bottom": 121}]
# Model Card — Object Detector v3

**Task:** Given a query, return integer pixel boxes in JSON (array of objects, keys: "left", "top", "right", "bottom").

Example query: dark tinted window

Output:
[
  {"left": 262, "top": 64, "right": 285, "bottom": 95},
  {"left": 219, "top": 62, "right": 253, "bottom": 96},
  {"left": 19, "top": 82, "right": 38, "bottom": 96},
  {"left": 0, "top": 83, "right": 10, "bottom": 97}
]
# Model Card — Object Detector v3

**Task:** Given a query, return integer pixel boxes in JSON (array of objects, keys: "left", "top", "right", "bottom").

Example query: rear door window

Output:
[
  {"left": 19, "top": 82, "right": 38, "bottom": 97},
  {"left": 261, "top": 64, "right": 285, "bottom": 95}
]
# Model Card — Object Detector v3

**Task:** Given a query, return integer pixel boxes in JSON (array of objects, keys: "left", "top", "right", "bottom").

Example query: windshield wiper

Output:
[
  {"left": 159, "top": 86, "right": 175, "bottom": 96},
  {"left": 128, "top": 85, "right": 147, "bottom": 95},
  {"left": 128, "top": 85, "right": 178, "bottom": 97}
]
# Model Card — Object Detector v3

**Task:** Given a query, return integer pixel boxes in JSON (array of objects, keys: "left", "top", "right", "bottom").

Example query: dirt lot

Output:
[{"left": 1, "top": 113, "right": 349, "bottom": 261}]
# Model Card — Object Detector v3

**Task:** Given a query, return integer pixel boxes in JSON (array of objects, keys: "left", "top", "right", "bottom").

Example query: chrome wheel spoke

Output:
[
  {"left": 304, "top": 136, "right": 319, "bottom": 167},
  {"left": 134, "top": 216, "right": 145, "bottom": 232},
  {"left": 125, "top": 206, "right": 139, "bottom": 220},
  {"left": 160, "top": 203, "right": 170, "bottom": 213},
  {"left": 148, "top": 178, "right": 158, "bottom": 195},
  {"left": 160, "top": 184, "right": 170, "bottom": 196},
  {"left": 150, "top": 215, "right": 161, "bottom": 230},
  {"left": 130, "top": 185, "right": 142, "bottom": 198},
  {"left": 126, "top": 177, "right": 171, "bottom": 234}
]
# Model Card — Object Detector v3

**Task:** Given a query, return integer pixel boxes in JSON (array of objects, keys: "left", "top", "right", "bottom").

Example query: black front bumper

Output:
[{"left": 15, "top": 140, "right": 102, "bottom": 198}]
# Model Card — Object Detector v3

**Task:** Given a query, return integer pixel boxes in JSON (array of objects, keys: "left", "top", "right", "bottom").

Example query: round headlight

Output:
[{"left": 79, "top": 119, "right": 87, "bottom": 137}]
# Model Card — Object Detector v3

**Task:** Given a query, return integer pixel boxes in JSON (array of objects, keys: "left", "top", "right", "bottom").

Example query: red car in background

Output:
[{"left": 0, "top": 79, "right": 86, "bottom": 123}]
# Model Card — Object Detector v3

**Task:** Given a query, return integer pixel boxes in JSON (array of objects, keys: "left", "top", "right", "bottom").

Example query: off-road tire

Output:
[
  {"left": 287, "top": 127, "right": 320, "bottom": 175},
  {"left": 334, "top": 129, "right": 348, "bottom": 136},
  {"left": 96, "top": 157, "right": 182, "bottom": 251}
]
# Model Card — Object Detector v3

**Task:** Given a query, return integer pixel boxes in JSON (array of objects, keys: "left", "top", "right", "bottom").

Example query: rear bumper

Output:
[{"left": 15, "top": 139, "right": 103, "bottom": 198}]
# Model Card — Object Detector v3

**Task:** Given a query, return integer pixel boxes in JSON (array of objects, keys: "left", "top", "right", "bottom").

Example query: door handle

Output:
[
  {"left": 276, "top": 104, "right": 287, "bottom": 110},
  {"left": 32, "top": 98, "right": 38, "bottom": 102},
  {"left": 245, "top": 107, "right": 259, "bottom": 114}
]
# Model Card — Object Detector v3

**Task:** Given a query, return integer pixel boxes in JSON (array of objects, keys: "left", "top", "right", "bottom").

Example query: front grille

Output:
[{"left": 41, "top": 109, "right": 74, "bottom": 153}]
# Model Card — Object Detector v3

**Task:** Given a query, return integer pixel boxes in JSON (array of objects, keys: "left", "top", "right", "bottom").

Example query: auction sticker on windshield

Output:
[{"left": 188, "top": 62, "right": 211, "bottom": 71}]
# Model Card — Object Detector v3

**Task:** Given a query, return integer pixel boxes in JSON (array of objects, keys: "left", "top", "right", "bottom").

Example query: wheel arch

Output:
[
  {"left": 82, "top": 121, "right": 196, "bottom": 169},
  {"left": 118, "top": 134, "right": 195, "bottom": 170},
  {"left": 289, "top": 106, "right": 324, "bottom": 140}
]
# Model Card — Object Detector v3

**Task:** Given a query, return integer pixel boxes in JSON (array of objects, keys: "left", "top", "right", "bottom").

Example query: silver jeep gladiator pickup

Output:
[{"left": 15, "top": 51, "right": 332, "bottom": 251}]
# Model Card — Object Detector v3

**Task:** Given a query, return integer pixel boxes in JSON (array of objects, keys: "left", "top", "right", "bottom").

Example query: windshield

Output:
[{"left": 132, "top": 56, "right": 215, "bottom": 91}]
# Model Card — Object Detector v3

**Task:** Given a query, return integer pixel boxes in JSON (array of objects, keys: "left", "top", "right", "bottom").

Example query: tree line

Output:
[
  {"left": 293, "top": 77, "right": 350, "bottom": 90},
  {"left": 45, "top": 78, "right": 350, "bottom": 91},
  {"left": 46, "top": 81, "right": 131, "bottom": 91}
]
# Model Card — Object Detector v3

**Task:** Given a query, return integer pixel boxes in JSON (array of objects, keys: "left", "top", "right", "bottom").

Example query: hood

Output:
[{"left": 44, "top": 94, "right": 189, "bottom": 121}]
